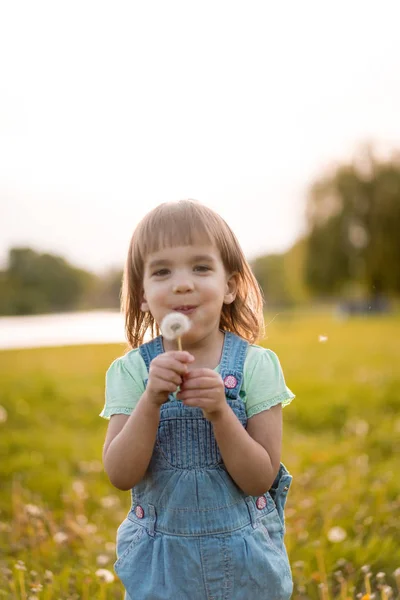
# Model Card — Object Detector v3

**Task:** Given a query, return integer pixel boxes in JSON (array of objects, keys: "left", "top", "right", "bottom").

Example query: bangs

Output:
[{"left": 134, "top": 201, "right": 228, "bottom": 265}]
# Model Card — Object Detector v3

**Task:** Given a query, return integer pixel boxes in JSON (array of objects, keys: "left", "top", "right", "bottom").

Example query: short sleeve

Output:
[
  {"left": 244, "top": 346, "right": 295, "bottom": 419},
  {"left": 100, "top": 352, "right": 146, "bottom": 420}
]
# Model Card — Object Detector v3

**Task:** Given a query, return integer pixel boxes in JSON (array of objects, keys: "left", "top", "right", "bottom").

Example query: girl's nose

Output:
[{"left": 172, "top": 278, "right": 194, "bottom": 293}]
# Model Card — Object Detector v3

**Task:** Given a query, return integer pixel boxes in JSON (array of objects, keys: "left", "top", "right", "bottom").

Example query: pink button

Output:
[
  {"left": 224, "top": 375, "right": 237, "bottom": 389},
  {"left": 256, "top": 496, "right": 267, "bottom": 510},
  {"left": 135, "top": 505, "right": 144, "bottom": 519}
]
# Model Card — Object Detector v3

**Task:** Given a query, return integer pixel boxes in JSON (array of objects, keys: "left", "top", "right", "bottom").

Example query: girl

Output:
[{"left": 100, "top": 200, "right": 295, "bottom": 600}]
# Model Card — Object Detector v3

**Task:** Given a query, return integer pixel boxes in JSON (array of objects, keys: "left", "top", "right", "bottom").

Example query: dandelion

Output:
[
  {"left": 14, "top": 561, "right": 26, "bottom": 599},
  {"left": 76, "top": 514, "right": 88, "bottom": 527},
  {"left": 30, "top": 584, "right": 43, "bottom": 593},
  {"left": 72, "top": 480, "right": 88, "bottom": 499},
  {"left": 361, "top": 565, "right": 372, "bottom": 597},
  {"left": 100, "top": 495, "right": 120, "bottom": 509},
  {"left": 327, "top": 526, "right": 347, "bottom": 542},
  {"left": 161, "top": 312, "right": 191, "bottom": 350},
  {"left": 96, "top": 554, "right": 110, "bottom": 566},
  {"left": 85, "top": 523, "right": 98, "bottom": 535},
  {"left": 24, "top": 504, "right": 42, "bottom": 518},
  {"left": 105, "top": 541, "right": 116, "bottom": 553},
  {"left": 95, "top": 569, "right": 114, "bottom": 583},
  {"left": 44, "top": 570, "right": 54, "bottom": 584},
  {"left": 53, "top": 531, "right": 68, "bottom": 544}
]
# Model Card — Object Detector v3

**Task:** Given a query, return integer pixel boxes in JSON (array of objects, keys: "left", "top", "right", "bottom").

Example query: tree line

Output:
[{"left": 1, "top": 145, "right": 399, "bottom": 316}]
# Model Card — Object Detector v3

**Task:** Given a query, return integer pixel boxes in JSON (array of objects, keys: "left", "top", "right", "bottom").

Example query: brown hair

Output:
[{"left": 121, "top": 200, "right": 264, "bottom": 348}]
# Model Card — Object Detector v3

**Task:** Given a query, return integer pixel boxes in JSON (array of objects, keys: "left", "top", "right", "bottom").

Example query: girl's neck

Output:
[{"left": 163, "top": 328, "right": 225, "bottom": 370}]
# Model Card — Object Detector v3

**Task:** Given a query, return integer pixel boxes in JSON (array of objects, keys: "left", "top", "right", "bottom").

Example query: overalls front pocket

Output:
[{"left": 114, "top": 514, "right": 146, "bottom": 572}]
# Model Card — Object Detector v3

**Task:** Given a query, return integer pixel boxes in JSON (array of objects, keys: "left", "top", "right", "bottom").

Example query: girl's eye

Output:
[
  {"left": 152, "top": 269, "right": 170, "bottom": 277},
  {"left": 194, "top": 265, "right": 211, "bottom": 272}
]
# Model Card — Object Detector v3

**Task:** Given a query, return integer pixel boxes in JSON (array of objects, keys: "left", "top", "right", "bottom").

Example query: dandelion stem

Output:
[
  {"left": 364, "top": 572, "right": 372, "bottom": 596},
  {"left": 17, "top": 570, "right": 27, "bottom": 600},
  {"left": 99, "top": 582, "right": 106, "bottom": 600},
  {"left": 177, "top": 337, "right": 182, "bottom": 351},
  {"left": 340, "top": 579, "right": 347, "bottom": 600},
  {"left": 316, "top": 545, "right": 329, "bottom": 598}
]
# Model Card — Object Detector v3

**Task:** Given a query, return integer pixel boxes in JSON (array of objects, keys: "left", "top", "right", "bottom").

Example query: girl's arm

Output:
[
  {"left": 103, "top": 350, "right": 193, "bottom": 490},
  {"left": 211, "top": 403, "right": 282, "bottom": 496},
  {"left": 102, "top": 391, "right": 161, "bottom": 490}
]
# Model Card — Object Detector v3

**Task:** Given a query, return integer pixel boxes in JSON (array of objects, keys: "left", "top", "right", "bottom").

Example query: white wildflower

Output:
[
  {"left": 96, "top": 554, "right": 110, "bottom": 566},
  {"left": 95, "top": 569, "right": 115, "bottom": 583},
  {"left": 85, "top": 523, "right": 97, "bottom": 535},
  {"left": 105, "top": 542, "right": 116, "bottom": 553},
  {"left": 72, "top": 480, "right": 88, "bottom": 499},
  {"left": 100, "top": 495, "right": 120, "bottom": 509},
  {"left": 161, "top": 312, "right": 191, "bottom": 341},
  {"left": 327, "top": 526, "right": 347, "bottom": 543},
  {"left": 318, "top": 335, "right": 328, "bottom": 343},
  {"left": 24, "top": 504, "right": 42, "bottom": 518},
  {"left": 53, "top": 531, "right": 68, "bottom": 544}
]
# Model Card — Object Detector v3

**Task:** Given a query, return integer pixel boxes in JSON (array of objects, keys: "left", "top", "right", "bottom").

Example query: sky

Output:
[{"left": 1, "top": 1, "right": 400, "bottom": 274}]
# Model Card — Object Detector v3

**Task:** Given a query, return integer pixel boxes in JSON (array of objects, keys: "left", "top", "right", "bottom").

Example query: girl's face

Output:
[{"left": 141, "top": 244, "right": 237, "bottom": 347}]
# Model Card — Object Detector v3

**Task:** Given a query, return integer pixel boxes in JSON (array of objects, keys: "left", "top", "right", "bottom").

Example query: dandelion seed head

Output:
[
  {"left": 76, "top": 514, "right": 88, "bottom": 526},
  {"left": 25, "top": 504, "right": 42, "bottom": 518},
  {"left": 44, "top": 570, "right": 54, "bottom": 583},
  {"left": 85, "top": 523, "right": 98, "bottom": 535},
  {"left": 95, "top": 569, "right": 114, "bottom": 583},
  {"left": 327, "top": 526, "right": 347, "bottom": 543},
  {"left": 100, "top": 495, "right": 120, "bottom": 509},
  {"left": 53, "top": 531, "right": 68, "bottom": 544},
  {"left": 72, "top": 480, "right": 88, "bottom": 498},
  {"left": 161, "top": 312, "right": 191, "bottom": 340},
  {"left": 361, "top": 564, "right": 371, "bottom": 574},
  {"left": 105, "top": 542, "right": 116, "bottom": 553}
]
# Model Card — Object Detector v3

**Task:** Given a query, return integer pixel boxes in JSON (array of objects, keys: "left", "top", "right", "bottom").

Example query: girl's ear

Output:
[
  {"left": 140, "top": 292, "right": 149, "bottom": 312},
  {"left": 223, "top": 273, "right": 238, "bottom": 305}
]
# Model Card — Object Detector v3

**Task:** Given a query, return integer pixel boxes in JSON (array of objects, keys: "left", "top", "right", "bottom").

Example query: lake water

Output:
[{"left": 0, "top": 311, "right": 126, "bottom": 350}]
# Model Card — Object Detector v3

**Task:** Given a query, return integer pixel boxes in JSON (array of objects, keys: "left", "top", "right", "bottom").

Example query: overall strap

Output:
[
  {"left": 138, "top": 336, "right": 164, "bottom": 370},
  {"left": 219, "top": 331, "right": 249, "bottom": 399},
  {"left": 139, "top": 331, "right": 248, "bottom": 400}
]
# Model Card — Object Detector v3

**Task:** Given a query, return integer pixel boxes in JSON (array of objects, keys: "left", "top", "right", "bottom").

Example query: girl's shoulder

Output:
[
  {"left": 107, "top": 347, "right": 147, "bottom": 379},
  {"left": 245, "top": 343, "right": 281, "bottom": 373}
]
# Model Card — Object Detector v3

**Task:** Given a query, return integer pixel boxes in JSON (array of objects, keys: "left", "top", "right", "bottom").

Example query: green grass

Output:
[{"left": 0, "top": 311, "right": 399, "bottom": 599}]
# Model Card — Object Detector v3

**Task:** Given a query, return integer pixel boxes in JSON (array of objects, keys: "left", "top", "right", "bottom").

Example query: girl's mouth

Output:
[{"left": 173, "top": 306, "right": 197, "bottom": 315}]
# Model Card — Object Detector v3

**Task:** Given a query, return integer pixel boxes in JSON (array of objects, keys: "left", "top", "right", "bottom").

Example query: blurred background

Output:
[{"left": 1, "top": 2, "right": 399, "bottom": 599}]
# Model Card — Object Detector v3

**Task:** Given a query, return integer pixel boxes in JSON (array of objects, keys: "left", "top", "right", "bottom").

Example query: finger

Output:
[
  {"left": 183, "top": 368, "right": 216, "bottom": 379},
  {"left": 153, "top": 357, "right": 191, "bottom": 376},
  {"left": 162, "top": 351, "right": 195, "bottom": 364},
  {"left": 180, "top": 377, "right": 220, "bottom": 390},
  {"left": 150, "top": 367, "right": 182, "bottom": 387},
  {"left": 177, "top": 389, "right": 215, "bottom": 401}
]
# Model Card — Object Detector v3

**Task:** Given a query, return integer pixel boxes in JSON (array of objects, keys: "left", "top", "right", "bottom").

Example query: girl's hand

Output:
[
  {"left": 146, "top": 351, "right": 194, "bottom": 406},
  {"left": 177, "top": 368, "right": 228, "bottom": 422}
]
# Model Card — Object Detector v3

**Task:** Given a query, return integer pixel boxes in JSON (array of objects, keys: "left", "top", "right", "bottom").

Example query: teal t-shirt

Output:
[{"left": 100, "top": 343, "right": 294, "bottom": 420}]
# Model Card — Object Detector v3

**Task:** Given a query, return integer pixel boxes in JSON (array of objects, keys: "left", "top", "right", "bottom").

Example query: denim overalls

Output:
[{"left": 115, "top": 332, "right": 293, "bottom": 600}]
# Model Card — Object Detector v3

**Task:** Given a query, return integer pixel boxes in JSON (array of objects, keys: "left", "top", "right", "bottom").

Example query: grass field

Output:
[{"left": 0, "top": 310, "right": 399, "bottom": 599}]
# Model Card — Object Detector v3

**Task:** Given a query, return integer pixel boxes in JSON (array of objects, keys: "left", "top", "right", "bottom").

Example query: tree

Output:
[
  {"left": 2, "top": 248, "right": 95, "bottom": 315},
  {"left": 305, "top": 145, "right": 400, "bottom": 296}
]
